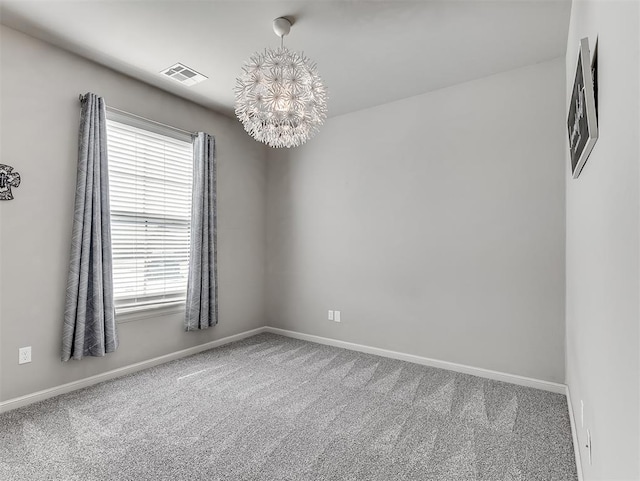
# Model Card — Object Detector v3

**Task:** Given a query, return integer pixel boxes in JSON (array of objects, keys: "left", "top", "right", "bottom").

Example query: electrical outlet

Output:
[
  {"left": 18, "top": 346, "right": 31, "bottom": 364},
  {"left": 586, "top": 429, "right": 592, "bottom": 465},
  {"left": 581, "top": 400, "right": 584, "bottom": 428},
  {"left": 328, "top": 310, "right": 334, "bottom": 321},
  {"left": 334, "top": 310, "right": 341, "bottom": 322}
]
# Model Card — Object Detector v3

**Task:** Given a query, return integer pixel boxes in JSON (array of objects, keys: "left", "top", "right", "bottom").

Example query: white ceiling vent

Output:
[{"left": 160, "top": 63, "right": 207, "bottom": 86}]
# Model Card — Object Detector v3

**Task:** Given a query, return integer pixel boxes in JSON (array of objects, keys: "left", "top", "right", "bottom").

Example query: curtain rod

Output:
[{"left": 78, "top": 94, "right": 197, "bottom": 137}]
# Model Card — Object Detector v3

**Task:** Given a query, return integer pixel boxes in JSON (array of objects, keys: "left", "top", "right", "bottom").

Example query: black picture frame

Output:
[{"left": 567, "top": 37, "right": 598, "bottom": 179}]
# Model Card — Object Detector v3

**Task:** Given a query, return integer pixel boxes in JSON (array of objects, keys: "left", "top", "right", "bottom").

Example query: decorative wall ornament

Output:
[
  {"left": 0, "top": 164, "right": 21, "bottom": 200},
  {"left": 567, "top": 37, "right": 598, "bottom": 179},
  {"left": 235, "top": 16, "right": 328, "bottom": 148}
]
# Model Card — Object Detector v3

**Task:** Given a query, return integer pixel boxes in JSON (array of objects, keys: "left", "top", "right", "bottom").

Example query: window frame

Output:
[{"left": 105, "top": 109, "right": 194, "bottom": 323}]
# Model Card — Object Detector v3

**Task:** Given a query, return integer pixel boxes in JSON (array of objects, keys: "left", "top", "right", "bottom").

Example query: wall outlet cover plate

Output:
[{"left": 18, "top": 346, "right": 32, "bottom": 364}]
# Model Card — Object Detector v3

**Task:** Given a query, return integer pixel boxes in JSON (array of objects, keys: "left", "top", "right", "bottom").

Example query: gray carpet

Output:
[{"left": 0, "top": 333, "right": 577, "bottom": 480}]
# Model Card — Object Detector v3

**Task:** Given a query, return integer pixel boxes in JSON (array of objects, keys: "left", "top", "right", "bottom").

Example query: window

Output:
[{"left": 106, "top": 112, "right": 193, "bottom": 314}]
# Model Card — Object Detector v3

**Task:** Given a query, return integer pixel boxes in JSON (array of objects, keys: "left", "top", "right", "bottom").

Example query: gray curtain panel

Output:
[
  {"left": 185, "top": 132, "right": 218, "bottom": 331},
  {"left": 61, "top": 92, "right": 118, "bottom": 361}
]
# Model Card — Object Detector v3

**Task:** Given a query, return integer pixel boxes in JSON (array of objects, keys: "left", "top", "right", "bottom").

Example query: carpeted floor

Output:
[{"left": 0, "top": 333, "right": 577, "bottom": 480}]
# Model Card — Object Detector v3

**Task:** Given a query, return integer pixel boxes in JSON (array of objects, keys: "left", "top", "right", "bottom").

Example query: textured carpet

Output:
[{"left": 1, "top": 333, "right": 577, "bottom": 480}]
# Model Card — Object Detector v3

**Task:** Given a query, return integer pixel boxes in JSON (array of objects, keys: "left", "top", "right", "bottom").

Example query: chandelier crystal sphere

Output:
[{"left": 234, "top": 19, "right": 328, "bottom": 148}]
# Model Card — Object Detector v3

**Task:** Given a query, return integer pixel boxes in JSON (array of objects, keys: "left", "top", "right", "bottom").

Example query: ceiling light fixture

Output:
[{"left": 235, "top": 17, "right": 328, "bottom": 148}]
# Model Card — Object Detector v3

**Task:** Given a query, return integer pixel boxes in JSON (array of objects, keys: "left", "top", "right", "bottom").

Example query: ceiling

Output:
[{"left": 0, "top": 0, "right": 571, "bottom": 118}]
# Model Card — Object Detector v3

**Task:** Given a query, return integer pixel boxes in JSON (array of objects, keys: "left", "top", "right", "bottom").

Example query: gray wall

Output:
[
  {"left": 0, "top": 26, "right": 267, "bottom": 402},
  {"left": 565, "top": 1, "right": 640, "bottom": 479},
  {"left": 267, "top": 58, "right": 566, "bottom": 383}
]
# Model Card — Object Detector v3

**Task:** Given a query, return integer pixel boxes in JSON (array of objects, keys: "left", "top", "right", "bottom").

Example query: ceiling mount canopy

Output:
[
  {"left": 234, "top": 16, "right": 328, "bottom": 148},
  {"left": 272, "top": 17, "right": 291, "bottom": 38}
]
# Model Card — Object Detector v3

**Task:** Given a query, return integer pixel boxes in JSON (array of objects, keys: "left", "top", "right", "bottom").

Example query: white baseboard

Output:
[
  {"left": 565, "top": 385, "right": 585, "bottom": 481},
  {"left": 1, "top": 325, "right": 568, "bottom": 415},
  {"left": 0, "top": 326, "right": 266, "bottom": 414},
  {"left": 265, "top": 326, "right": 566, "bottom": 394}
]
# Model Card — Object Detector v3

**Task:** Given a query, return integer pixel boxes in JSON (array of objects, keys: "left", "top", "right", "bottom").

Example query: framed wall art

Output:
[{"left": 567, "top": 37, "right": 598, "bottom": 179}]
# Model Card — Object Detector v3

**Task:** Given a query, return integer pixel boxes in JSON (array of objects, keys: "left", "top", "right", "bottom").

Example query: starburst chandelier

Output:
[{"left": 235, "top": 17, "right": 328, "bottom": 148}]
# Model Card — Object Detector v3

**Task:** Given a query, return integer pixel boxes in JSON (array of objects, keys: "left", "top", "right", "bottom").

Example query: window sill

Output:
[{"left": 116, "top": 303, "right": 185, "bottom": 324}]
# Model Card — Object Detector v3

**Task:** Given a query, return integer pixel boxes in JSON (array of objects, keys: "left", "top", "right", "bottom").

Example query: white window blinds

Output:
[{"left": 106, "top": 116, "right": 193, "bottom": 313}]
